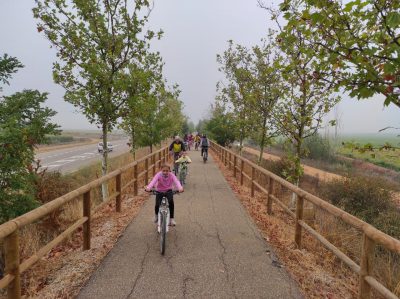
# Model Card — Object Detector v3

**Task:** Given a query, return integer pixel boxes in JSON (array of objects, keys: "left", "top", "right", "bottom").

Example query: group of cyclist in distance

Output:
[{"left": 145, "top": 133, "right": 210, "bottom": 227}]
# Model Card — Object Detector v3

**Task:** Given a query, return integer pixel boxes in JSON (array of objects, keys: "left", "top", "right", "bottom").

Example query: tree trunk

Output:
[
  {"left": 101, "top": 123, "right": 109, "bottom": 202},
  {"left": 258, "top": 117, "right": 268, "bottom": 165},
  {"left": 130, "top": 130, "right": 136, "bottom": 160},
  {"left": 239, "top": 128, "right": 245, "bottom": 156},
  {"left": 290, "top": 140, "right": 302, "bottom": 208}
]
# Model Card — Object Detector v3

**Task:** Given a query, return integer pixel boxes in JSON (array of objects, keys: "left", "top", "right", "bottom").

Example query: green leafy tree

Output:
[
  {"left": 205, "top": 103, "right": 237, "bottom": 146},
  {"left": 120, "top": 52, "right": 164, "bottom": 157},
  {"left": 263, "top": 6, "right": 340, "bottom": 206},
  {"left": 248, "top": 33, "right": 282, "bottom": 164},
  {"left": 217, "top": 41, "right": 254, "bottom": 155},
  {"left": 136, "top": 87, "right": 184, "bottom": 153},
  {"left": 0, "top": 55, "right": 59, "bottom": 222},
  {"left": 277, "top": 0, "right": 400, "bottom": 108},
  {"left": 33, "top": 0, "right": 161, "bottom": 200},
  {"left": 196, "top": 119, "right": 208, "bottom": 134}
]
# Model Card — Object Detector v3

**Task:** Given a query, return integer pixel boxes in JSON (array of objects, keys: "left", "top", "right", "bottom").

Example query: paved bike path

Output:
[{"left": 78, "top": 154, "right": 302, "bottom": 298}]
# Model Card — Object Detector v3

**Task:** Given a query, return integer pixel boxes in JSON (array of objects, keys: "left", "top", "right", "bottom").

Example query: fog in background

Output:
[{"left": 0, "top": 0, "right": 398, "bottom": 134}]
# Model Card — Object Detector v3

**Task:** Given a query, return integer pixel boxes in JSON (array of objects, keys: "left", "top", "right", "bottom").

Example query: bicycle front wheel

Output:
[{"left": 160, "top": 212, "right": 167, "bottom": 255}]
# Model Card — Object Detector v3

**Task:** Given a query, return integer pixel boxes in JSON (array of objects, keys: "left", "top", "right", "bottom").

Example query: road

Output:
[
  {"left": 78, "top": 154, "right": 302, "bottom": 299},
  {"left": 36, "top": 139, "right": 130, "bottom": 174}
]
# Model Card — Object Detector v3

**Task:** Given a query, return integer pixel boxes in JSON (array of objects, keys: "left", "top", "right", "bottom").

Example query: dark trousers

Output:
[
  {"left": 155, "top": 191, "right": 174, "bottom": 218},
  {"left": 201, "top": 147, "right": 208, "bottom": 156}
]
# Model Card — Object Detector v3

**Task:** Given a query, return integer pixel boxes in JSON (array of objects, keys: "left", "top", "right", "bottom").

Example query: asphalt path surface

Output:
[
  {"left": 36, "top": 139, "right": 130, "bottom": 174},
  {"left": 78, "top": 153, "right": 302, "bottom": 299}
]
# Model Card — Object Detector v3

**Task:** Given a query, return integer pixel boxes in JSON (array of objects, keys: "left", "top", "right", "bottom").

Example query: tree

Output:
[
  {"left": 216, "top": 41, "right": 254, "bottom": 155},
  {"left": 205, "top": 103, "right": 237, "bottom": 146},
  {"left": 277, "top": 0, "right": 400, "bottom": 108},
  {"left": 0, "top": 55, "right": 59, "bottom": 222},
  {"left": 33, "top": 0, "right": 161, "bottom": 200},
  {"left": 135, "top": 87, "right": 184, "bottom": 153},
  {"left": 247, "top": 33, "right": 282, "bottom": 164},
  {"left": 120, "top": 52, "right": 164, "bottom": 157},
  {"left": 263, "top": 5, "right": 340, "bottom": 206}
]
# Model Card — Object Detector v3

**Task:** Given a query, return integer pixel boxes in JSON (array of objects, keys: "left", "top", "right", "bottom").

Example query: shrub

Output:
[
  {"left": 320, "top": 176, "right": 399, "bottom": 237},
  {"left": 302, "top": 134, "right": 335, "bottom": 161}
]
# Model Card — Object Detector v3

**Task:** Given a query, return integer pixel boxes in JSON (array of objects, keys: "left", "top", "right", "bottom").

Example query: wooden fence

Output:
[
  {"left": 0, "top": 146, "right": 171, "bottom": 299},
  {"left": 211, "top": 141, "right": 400, "bottom": 299}
]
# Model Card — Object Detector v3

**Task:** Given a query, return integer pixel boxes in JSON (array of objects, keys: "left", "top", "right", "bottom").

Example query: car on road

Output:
[{"left": 98, "top": 142, "right": 114, "bottom": 153}]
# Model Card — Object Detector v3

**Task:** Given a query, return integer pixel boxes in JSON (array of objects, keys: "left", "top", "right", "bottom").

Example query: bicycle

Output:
[
  {"left": 178, "top": 161, "right": 189, "bottom": 185},
  {"left": 194, "top": 141, "right": 200, "bottom": 151},
  {"left": 147, "top": 189, "right": 179, "bottom": 255},
  {"left": 202, "top": 147, "right": 208, "bottom": 163}
]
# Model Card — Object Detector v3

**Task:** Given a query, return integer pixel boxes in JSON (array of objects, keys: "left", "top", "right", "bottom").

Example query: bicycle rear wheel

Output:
[
  {"left": 160, "top": 212, "right": 167, "bottom": 255},
  {"left": 203, "top": 152, "right": 207, "bottom": 163}
]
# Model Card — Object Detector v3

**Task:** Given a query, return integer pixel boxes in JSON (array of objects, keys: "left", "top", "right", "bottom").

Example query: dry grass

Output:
[{"left": 216, "top": 149, "right": 400, "bottom": 298}]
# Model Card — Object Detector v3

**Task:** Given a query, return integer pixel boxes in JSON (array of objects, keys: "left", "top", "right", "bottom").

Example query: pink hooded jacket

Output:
[{"left": 147, "top": 171, "right": 183, "bottom": 192}]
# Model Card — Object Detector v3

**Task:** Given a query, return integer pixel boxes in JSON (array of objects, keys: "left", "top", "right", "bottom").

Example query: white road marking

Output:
[
  {"left": 57, "top": 159, "right": 75, "bottom": 163},
  {"left": 42, "top": 164, "right": 62, "bottom": 168}
]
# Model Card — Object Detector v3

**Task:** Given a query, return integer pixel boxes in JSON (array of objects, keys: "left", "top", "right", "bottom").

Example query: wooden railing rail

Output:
[
  {"left": 210, "top": 141, "right": 400, "bottom": 299},
  {"left": 0, "top": 146, "right": 171, "bottom": 298}
]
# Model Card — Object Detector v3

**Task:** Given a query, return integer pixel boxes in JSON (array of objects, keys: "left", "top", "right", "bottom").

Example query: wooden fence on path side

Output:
[
  {"left": 0, "top": 146, "right": 172, "bottom": 299},
  {"left": 211, "top": 141, "right": 400, "bottom": 299}
]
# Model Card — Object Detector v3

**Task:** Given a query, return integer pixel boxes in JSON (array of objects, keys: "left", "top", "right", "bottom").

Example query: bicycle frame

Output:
[
  {"left": 147, "top": 189, "right": 179, "bottom": 255},
  {"left": 158, "top": 197, "right": 170, "bottom": 233}
]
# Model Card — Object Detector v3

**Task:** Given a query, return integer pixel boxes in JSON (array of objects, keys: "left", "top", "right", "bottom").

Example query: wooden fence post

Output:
[
  {"left": 240, "top": 160, "right": 244, "bottom": 185},
  {"left": 133, "top": 164, "right": 138, "bottom": 196},
  {"left": 359, "top": 234, "right": 375, "bottom": 299},
  {"left": 152, "top": 154, "right": 156, "bottom": 176},
  {"left": 83, "top": 190, "right": 91, "bottom": 250},
  {"left": 295, "top": 195, "right": 304, "bottom": 248},
  {"left": 224, "top": 150, "right": 227, "bottom": 166},
  {"left": 116, "top": 173, "right": 122, "bottom": 212},
  {"left": 233, "top": 155, "right": 237, "bottom": 178},
  {"left": 4, "top": 230, "right": 21, "bottom": 299},
  {"left": 145, "top": 158, "right": 149, "bottom": 185},
  {"left": 228, "top": 152, "right": 231, "bottom": 170},
  {"left": 251, "top": 167, "right": 255, "bottom": 197},
  {"left": 267, "top": 177, "right": 273, "bottom": 215},
  {"left": 158, "top": 152, "right": 162, "bottom": 169}
]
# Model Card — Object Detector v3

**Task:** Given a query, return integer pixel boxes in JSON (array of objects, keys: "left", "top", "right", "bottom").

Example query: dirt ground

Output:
[
  {"left": 244, "top": 147, "right": 400, "bottom": 208},
  {"left": 244, "top": 147, "right": 342, "bottom": 182},
  {"left": 20, "top": 191, "right": 150, "bottom": 299}
]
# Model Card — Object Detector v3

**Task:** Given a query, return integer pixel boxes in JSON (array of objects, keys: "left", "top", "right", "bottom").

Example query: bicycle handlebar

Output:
[{"left": 145, "top": 189, "right": 180, "bottom": 195}]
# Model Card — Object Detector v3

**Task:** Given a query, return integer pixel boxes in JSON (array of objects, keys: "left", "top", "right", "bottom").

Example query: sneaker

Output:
[
  {"left": 170, "top": 218, "right": 176, "bottom": 226},
  {"left": 154, "top": 215, "right": 158, "bottom": 223}
]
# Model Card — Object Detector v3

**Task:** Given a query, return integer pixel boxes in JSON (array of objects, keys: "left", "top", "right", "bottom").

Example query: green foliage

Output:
[
  {"left": 196, "top": 119, "right": 208, "bottom": 133},
  {"left": 33, "top": 0, "right": 162, "bottom": 187},
  {"left": 0, "top": 55, "right": 59, "bottom": 223},
  {"left": 302, "top": 134, "right": 335, "bottom": 161},
  {"left": 205, "top": 104, "right": 237, "bottom": 146},
  {"left": 321, "top": 177, "right": 400, "bottom": 238},
  {"left": 0, "top": 54, "right": 23, "bottom": 88},
  {"left": 278, "top": 0, "right": 400, "bottom": 108},
  {"left": 216, "top": 41, "right": 254, "bottom": 151},
  {"left": 262, "top": 5, "right": 340, "bottom": 184},
  {"left": 44, "top": 135, "right": 75, "bottom": 145}
]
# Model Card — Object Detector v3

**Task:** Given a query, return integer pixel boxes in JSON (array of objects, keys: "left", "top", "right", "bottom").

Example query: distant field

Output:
[
  {"left": 339, "top": 133, "right": 400, "bottom": 147},
  {"left": 338, "top": 133, "right": 400, "bottom": 172}
]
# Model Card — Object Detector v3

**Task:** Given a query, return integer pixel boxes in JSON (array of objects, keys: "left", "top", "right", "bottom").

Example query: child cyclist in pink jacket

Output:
[{"left": 145, "top": 164, "right": 184, "bottom": 226}]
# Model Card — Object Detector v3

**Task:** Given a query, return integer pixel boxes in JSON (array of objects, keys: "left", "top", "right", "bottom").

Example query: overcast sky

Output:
[{"left": 0, "top": 0, "right": 398, "bottom": 134}]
